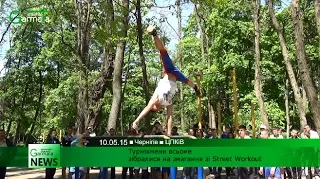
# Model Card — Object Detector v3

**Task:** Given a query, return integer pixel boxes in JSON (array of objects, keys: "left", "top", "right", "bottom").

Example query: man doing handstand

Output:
[{"left": 132, "top": 25, "right": 201, "bottom": 136}]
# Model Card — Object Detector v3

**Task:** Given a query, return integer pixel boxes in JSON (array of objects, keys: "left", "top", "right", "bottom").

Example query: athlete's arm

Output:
[
  {"left": 166, "top": 105, "right": 173, "bottom": 136},
  {"left": 148, "top": 25, "right": 166, "bottom": 52}
]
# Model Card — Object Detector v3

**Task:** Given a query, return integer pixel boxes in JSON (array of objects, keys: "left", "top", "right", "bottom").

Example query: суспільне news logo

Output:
[
  {"left": 28, "top": 144, "right": 60, "bottom": 168},
  {"left": 9, "top": 8, "right": 50, "bottom": 24}
]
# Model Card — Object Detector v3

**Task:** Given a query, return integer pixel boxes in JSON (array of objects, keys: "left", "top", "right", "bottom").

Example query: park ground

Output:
[
  {"left": 5, "top": 167, "right": 310, "bottom": 179},
  {"left": 6, "top": 167, "right": 209, "bottom": 179}
]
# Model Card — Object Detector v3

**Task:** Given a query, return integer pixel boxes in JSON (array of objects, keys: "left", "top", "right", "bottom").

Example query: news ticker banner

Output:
[
  {"left": 1, "top": 139, "right": 320, "bottom": 168},
  {"left": 72, "top": 137, "right": 320, "bottom": 147}
]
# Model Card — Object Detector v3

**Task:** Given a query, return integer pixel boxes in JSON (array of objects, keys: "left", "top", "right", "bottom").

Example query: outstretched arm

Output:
[
  {"left": 147, "top": 25, "right": 166, "bottom": 51},
  {"left": 153, "top": 35, "right": 166, "bottom": 52}
]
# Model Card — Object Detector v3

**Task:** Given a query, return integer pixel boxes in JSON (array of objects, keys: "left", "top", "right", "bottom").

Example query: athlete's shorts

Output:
[
  {"left": 154, "top": 78, "right": 177, "bottom": 106},
  {"left": 160, "top": 50, "right": 189, "bottom": 84}
]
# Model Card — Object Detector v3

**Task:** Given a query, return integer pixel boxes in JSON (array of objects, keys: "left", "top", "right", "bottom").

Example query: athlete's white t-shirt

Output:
[{"left": 155, "top": 78, "right": 177, "bottom": 106}]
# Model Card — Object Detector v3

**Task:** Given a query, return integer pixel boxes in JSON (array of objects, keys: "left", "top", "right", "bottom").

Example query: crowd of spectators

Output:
[{"left": 1, "top": 121, "right": 319, "bottom": 179}]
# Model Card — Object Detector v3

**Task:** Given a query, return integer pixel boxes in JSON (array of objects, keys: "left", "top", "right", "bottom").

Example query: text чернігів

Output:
[
  {"left": 210, "top": 156, "right": 262, "bottom": 162},
  {"left": 134, "top": 139, "right": 185, "bottom": 146}
]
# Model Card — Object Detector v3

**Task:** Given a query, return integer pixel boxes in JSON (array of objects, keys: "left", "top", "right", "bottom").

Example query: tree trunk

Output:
[
  {"left": 291, "top": 0, "right": 320, "bottom": 133},
  {"left": 136, "top": 0, "right": 151, "bottom": 130},
  {"left": 14, "top": 80, "right": 29, "bottom": 143},
  {"left": 6, "top": 92, "right": 15, "bottom": 135},
  {"left": 27, "top": 71, "right": 43, "bottom": 137},
  {"left": 268, "top": 0, "right": 307, "bottom": 128},
  {"left": 176, "top": 0, "right": 185, "bottom": 131},
  {"left": 107, "top": 0, "right": 130, "bottom": 130},
  {"left": 120, "top": 51, "right": 132, "bottom": 135},
  {"left": 285, "top": 78, "right": 290, "bottom": 138},
  {"left": 302, "top": 85, "right": 307, "bottom": 112},
  {"left": 253, "top": 0, "right": 269, "bottom": 126},
  {"left": 314, "top": 0, "right": 320, "bottom": 40},
  {"left": 318, "top": 65, "right": 320, "bottom": 92},
  {"left": 315, "top": 0, "right": 320, "bottom": 93},
  {"left": 209, "top": 103, "right": 215, "bottom": 128},
  {"left": 86, "top": 0, "right": 115, "bottom": 130},
  {"left": 74, "top": 0, "right": 92, "bottom": 133},
  {"left": 6, "top": 119, "right": 13, "bottom": 135}
]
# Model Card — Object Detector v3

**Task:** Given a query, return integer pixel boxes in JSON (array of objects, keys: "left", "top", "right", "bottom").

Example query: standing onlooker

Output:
[
  {"left": 182, "top": 129, "right": 196, "bottom": 179},
  {"left": 87, "top": 127, "right": 96, "bottom": 137},
  {"left": 256, "top": 125, "right": 267, "bottom": 138},
  {"left": 259, "top": 129, "right": 282, "bottom": 179},
  {"left": 149, "top": 122, "right": 164, "bottom": 179},
  {"left": 226, "top": 132, "right": 234, "bottom": 178},
  {"left": 301, "top": 124, "right": 319, "bottom": 179},
  {"left": 196, "top": 129, "right": 204, "bottom": 139},
  {"left": 98, "top": 128, "right": 116, "bottom": 179},
  {"left": 122, "top": 130, "right": 134, "bottom": 179},
  {"left": 286, "top": 128, "right": 302, "bottom": 179},
  {"left": 237, "top": 125, "right": 253, "bottom": 179},
  {"left": 45, "top": 129, "right": 61, "bottom": 179},
  {"left": 270, "top": 127, "right": 283, "bottom": 139},
  {"left": 221, "top": 127, "right": 230, "bottom": 139},
  {"left": 171, "top": 126, "right": 179, "bottom": 136},
  {"left": 207, "top": 128, "right": 221, "bottom": 178},
  {"left": 61, "top": 127, "right": 75, "bottom": 179},
  {"left": 70, "top": 131, "right": 89, "bottom": 179},
  {"left": 0, "top": 129, "right": 15, "bottom": 179},
  {"left": 269, "top": 127, "right": 285, "bottom": 178}
]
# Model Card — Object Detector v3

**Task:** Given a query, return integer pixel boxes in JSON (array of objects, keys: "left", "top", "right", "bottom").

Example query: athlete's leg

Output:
[
  {"left": 166, "top": 105, "right": 173, "bottom": 136},
  {"left": 132, "top": 91, "right": 160, "bottom": 129},
  {"left": 148, "top": 25, "right": 175, "bottom": 72}
]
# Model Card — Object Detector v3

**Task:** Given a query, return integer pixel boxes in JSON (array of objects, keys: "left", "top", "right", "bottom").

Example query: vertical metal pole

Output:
[
  {"left": 43, "top": 131, "right": 45, "bottom": 143},
  {"left": 196, "top": 74, "right": 202, "bottom": 129},
  {"left": 170, "top": 167, "right": 176, "bottom": 179},
  {"left": 59, "top": 130, "right": 62, "bottom": 142},
  {"left": 218, "top": 101, "right": 222, "bottom": 136},
  {"left": 196, "top": 73, "right": 203, "bottom": 179},
  {"left": 251, "top": 103, "right": 256, "bottom": 138},
  {"left": 232, "top": 70, "right": 239, "bottom": 137}
]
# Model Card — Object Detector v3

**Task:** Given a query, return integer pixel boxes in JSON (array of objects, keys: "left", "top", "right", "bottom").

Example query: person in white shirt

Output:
[
  {"left": 238, "top": 125, "right": 251, "bottom": 139},
  {"left": 301, "top": 124, "right": 319, "bottom": 178},
  {"left": 270, "top": 127, "right": 284, "bottom": 139},
  {"left": 301, "top": 124, "right": 319, "bottom": 139},
  {"left": 87, "top": 127, "right": 96, "bottom": 137},
  {"left": 237, "top": 125, "right": 253, "bottom": 179}
]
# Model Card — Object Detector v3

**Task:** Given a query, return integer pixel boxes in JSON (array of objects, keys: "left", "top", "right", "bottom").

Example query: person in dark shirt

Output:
[
  {"left": 62, "top": 127, "right": 74, "bottom": 147},
  {"left": 45, "top": 129, "right": 61, "bottom": 179},
  {"left": 122, "top": 130, "right": 136, "bottom": 179},
  {"left": 221, "top": 127, "right": 230, "bottom": 139},
  {"left": 171, "top": 126, "right": 179, "bottom": 136},
  {"left": 61, "top": 127, "right": 74, "bottom": 178},
  {"left": 0, "top": 129, "right": 16, "bottom": 179}
]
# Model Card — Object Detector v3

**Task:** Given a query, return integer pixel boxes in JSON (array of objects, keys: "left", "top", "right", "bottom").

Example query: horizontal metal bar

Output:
[
  {"left": 170, "top": 135, "right": 196, "bottom": 139},
  {"left": 127, "top": 135, "right": 170, "bottom": 139}
]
